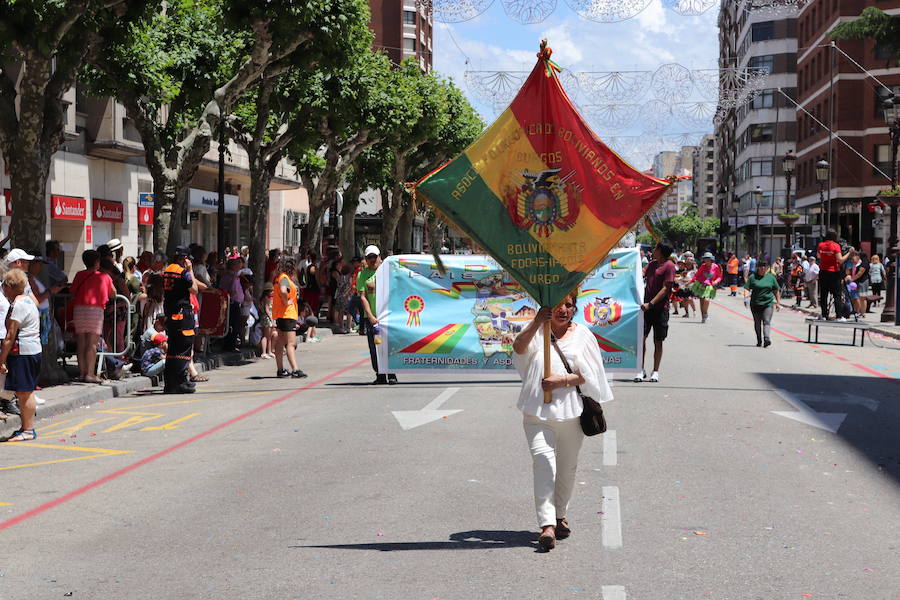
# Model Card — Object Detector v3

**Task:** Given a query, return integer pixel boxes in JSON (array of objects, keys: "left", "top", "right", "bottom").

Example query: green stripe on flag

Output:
[
  {"left": 435, "top": 324, "right": 470, "bottom": 353},
  {"left": 419, "top": 153, "right": 588, "bottom": 305}
]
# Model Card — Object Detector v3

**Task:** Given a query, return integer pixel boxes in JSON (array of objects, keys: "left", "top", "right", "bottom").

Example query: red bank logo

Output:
[{"left": 51, "top": 195, "right": 86, "bottom": 221}]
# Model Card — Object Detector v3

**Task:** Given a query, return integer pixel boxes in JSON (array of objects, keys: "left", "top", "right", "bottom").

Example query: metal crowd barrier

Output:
[{"left": 50, "top": 292, "right": 134, "bottom": 376}]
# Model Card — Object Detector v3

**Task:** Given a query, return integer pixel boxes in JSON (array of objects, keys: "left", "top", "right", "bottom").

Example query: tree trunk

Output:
[
  {"left": 249, "top": 157, "right": 274, "bottom": 294},
  {"left": 152, "top": 176, "right": 177, "bottom": 255},
  {"left": 380, "top": 189, "right": 405, "bottom": 254},
  {"left": 397, "top": 203, "right": 415, "bottom": 253},
  {"left": 8, "top": 154, "right": 51, "bottom": 251},
  {"left": 306, "top": 191, "right": 331, "bottom": 258},
  {"left": 339, "top": 179, "right": 363, "bottom": 259}
]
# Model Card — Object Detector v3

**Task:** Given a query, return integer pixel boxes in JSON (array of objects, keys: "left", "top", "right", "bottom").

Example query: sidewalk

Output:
[
  {"left": 0, "top": 327, "right": 338, "bottom": 438},
  {"left": 777, "top": 294, "right": 900, "bottom": 341}
]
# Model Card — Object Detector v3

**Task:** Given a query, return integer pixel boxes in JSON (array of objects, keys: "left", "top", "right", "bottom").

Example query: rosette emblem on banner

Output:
[{"left": 414, "top": 40, "right": 670, "bottom": 310}]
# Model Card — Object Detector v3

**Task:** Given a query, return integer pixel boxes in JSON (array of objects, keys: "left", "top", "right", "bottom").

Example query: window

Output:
[
  {"left": 750, "top": 158, "right": 773, "bottom": 177},
  {"left": 403, "top": 37, "right": 416, "bottom": 52},
  {"left": 751, "top": 89, "right": 775, "bottom": 109},
  {"left": 403, "top": 10, "right": 416, "bottom": 25},
  {"left": 751, "top": 21, "right": 775, "bottom": 42},
  {"left": 749, "top": 123, "right": 774, "bottom": 142},
  {"left": 748, "top": 55, "right": 774, "bottom": 75},
  {"left": 874, "top": 144, "right": 892, "bottom": 177}
]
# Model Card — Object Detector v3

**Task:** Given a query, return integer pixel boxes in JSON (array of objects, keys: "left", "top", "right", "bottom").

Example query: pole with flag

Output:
[{"left": 413, "top": 40, "right": 672, "bottom": 402}]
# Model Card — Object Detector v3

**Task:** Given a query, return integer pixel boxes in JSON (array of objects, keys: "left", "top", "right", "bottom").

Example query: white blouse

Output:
[{"left": 513, "top": 321, "right": 614, "bottom": 421}]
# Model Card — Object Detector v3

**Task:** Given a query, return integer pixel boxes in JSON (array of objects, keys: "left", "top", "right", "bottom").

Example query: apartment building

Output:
[
  {"left": 692, "top": 134, "right": 717, "bottom": 218},
  {"left": 369, "top": 0, "right": 433, "bottom": 71},
  {"left": 652, "top": 147, "right": 697, "bottom": 218},
  {"left": 716, "top": 1, "right": 799, "bottom": 258},
  {"left": 794, "top": 0, "right": 900, "bottom": 256}
]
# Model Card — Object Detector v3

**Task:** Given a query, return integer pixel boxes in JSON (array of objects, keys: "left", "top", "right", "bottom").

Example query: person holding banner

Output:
[
  {"left": 513, "top": 291, "right": 613, "bottom": 551},
  {"left": 358, "top": 246, "right": 396, "bottom": 385}
]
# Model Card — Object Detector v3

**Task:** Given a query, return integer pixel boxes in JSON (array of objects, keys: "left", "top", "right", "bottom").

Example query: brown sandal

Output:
[
  {"left": 555, "top": 518, "right": 571, "bottom": 539},
  {"left": 538, "top": 525, "right": 556, "bottom": 551}
]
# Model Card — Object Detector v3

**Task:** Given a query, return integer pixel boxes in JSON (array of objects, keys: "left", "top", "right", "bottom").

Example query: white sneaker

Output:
[
  {"left": 633, "top": 370, "right": 645, "bottom": 383},
  {"left": 34, "top": 394, "right": 46, "bottom": 405},
  {"left": 837, "top": 317, "right": 848, "bottom": 322},
  {"left": 260, "top": 353, "right": 272, "bottom": 359},
  {"left": 308, "top": 337, "right": 320, "bottom": 343},
  {"left": 701, "top": 315, "right": 708, "bottom": 323},
  {"left": 649, "top": 371, "right": 659, "bottom": 382}
]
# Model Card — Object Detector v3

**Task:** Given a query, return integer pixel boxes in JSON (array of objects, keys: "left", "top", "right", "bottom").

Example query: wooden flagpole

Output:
[{"left": 543, "top": 321, "right": 552, "bottom": 403}]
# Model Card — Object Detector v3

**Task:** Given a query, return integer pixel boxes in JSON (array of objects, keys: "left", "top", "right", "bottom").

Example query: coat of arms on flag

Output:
[{"left": 414, "top": 40, "right": 671, "bottom": 309}]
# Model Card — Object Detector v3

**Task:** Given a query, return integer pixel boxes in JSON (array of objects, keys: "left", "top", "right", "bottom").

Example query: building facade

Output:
[
  {"left": 652, "top": 147, "right": 697, "bottom": 218},
  {"left": 717, "top": 0, "right": 800, "bottom": 259},
  {"left": 794, "top": 0, "right": 900, "bottom": 257},
  {"left": 693, "top": 134, "right": 717, "bottom": 218},
  {"left": 369, "top": 0, "right": 433, "bottom": 71},
  {"left": 0, "top": 85, "right": 303, "bottom": 279}
]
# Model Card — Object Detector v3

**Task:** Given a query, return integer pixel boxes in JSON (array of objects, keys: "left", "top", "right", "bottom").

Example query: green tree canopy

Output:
[{"left": 831, "top": 7, "right": 900, "bottom": 58}]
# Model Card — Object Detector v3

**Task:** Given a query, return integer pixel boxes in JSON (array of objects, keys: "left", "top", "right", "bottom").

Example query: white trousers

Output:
[{"left": 523, "top": 414, "right": 585, "bottom": 527}]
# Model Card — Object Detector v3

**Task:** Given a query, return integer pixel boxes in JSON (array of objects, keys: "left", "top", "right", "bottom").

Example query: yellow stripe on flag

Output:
[{"left": 419, "top": 324, "right": 464, "bottom": 353}]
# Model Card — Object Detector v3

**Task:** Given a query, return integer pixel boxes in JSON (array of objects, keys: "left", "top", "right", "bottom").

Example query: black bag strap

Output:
[{"left": 550, "top": 334, "right": 583, "bottom": 396}]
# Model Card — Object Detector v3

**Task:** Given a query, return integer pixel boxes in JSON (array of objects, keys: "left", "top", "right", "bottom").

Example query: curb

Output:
[
  {"left": 777, "top": 301, "right": 900, "bottom": 341},
  {"left": 1, "top": 376, "right": 152, "bottom": 438}
]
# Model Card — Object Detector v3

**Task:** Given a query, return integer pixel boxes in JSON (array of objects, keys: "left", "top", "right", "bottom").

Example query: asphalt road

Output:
[{"left": 1, "top": 296, "right": 898, "bottom": 600}]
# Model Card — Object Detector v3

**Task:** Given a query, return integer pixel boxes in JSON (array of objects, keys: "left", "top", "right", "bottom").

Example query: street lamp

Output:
[
  {"left": 816, "top": 159, "right": 829, "bottom": 234},
  {"left": 783, "top": 149, "right": 796, "bottom": 251},
  {"left": 881, "top": 94, "right": 900, "bottom": 324},
  {"left": 754, "top": 185, "right": 763, "bottom": 257}
]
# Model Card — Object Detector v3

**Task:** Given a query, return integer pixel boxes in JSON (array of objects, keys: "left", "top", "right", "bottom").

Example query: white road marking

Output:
[
  {"left": 601, "top": 486, "right": 623, "bottom": 549},
  {"left": 423, "top": 387, "right": 460, "bottom": 410},
  {"left": 603, "top": 429, "right": 618, "bottom": 466},
  {"left": 392, "top": 387, "right": 463, "bottom": 431},
  {"left": 602, "top": 585, "right": 626, "bottom": 600},
  {"left": 772, "top": 389, "right": 847, "bottom": 433}
]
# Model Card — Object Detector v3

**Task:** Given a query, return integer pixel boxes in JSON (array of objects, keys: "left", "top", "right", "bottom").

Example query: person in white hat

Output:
[
  {"left": 106, "top": 239, "right": 124, "bottom": 271},
  {"left": 5, "top": 249, "right": 34, "bottom": 296},
  {"left": 357, "top": 245, "right": 396, "bottom": 385}
]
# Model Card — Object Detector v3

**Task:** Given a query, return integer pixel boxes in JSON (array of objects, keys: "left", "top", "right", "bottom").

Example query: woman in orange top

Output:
[
  {"left": 726, "top": 253, "right": 740, "bottom": 295},
  {"left": 272, "top": 257, "right": 305, "bottom": 379}
]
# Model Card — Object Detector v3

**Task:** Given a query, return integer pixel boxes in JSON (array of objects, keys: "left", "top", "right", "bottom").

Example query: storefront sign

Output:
[
  {"left": 138, "top": 192, "right": 154, "bottom": 207},
  {"left": 85, "top": 224, "right": 92, "bottom": 244},
  {"left": 188, "top": 188, "right": 238, "bottom": 213},
  {"left": 92, "top": 198, "right": 124, "bottom": 222},
  {"left": 2, "top": 189, "right": 10, "bottom": 216},
  {"left": 51, "top": 195, "right": 86, "bottom": 220}
]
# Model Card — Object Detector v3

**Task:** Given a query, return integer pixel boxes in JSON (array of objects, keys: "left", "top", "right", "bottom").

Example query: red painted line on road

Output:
[
  {"left": 712, "top": 300, "right": 899, "bottom": 385},
  {"left": 0, "top": 358, "right": 369, "bottom": 532}
]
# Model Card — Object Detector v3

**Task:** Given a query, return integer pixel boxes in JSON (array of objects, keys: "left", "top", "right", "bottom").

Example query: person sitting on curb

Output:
[
  {"left": 140, "top": 333, "right": 167, "bottom": 379},
  {"left": 296, "top": 301, "right": 320, "bottom": 343}
]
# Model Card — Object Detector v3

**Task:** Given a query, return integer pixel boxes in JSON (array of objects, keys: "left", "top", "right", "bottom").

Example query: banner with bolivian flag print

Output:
[
  {"left": 374, "top": 250, "right": 643, "bottom": 376},
  {"left": 414, "top": 41, "right": 670, "bottom": 308}
]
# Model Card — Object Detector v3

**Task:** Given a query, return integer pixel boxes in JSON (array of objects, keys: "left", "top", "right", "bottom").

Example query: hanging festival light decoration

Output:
[
  {"left": 464, "top": 70, "right": 528, "bottom": 104},
  {"left": 577, "top": 71, "right": 651, "bottom": 103},
  {"left": 501, "top": 0, "right": 557, "bottom": 24},
  {"left": 664, "top": 0, "right": 718, "bottom": 16},
  {"left": 582, "top": 103, "right": 643, "bottom": 133},
  {"left": 651, "top": 63, "right": 694, "bottom": 101},
  {"left": 563, "top": 0, "right": 653, "bottom": 23},
  {"left": 416, "top": 0, "right": 495, "bottom": 23},
  {"left": 672, "top": 101, "right": 718, "bottom": 130}
]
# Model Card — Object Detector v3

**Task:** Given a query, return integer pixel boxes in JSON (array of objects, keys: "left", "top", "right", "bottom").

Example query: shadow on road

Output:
[
  {"left": 292, "top": 529, "right": 538, "bottom": 551},
  {"left": 756, "top": 372, "right": 900, "bottom": 489}
]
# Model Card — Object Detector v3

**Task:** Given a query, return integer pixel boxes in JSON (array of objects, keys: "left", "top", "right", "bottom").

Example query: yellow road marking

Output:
[
  {"left": 35, "top": 418, "right": 76, "bottom": 432},
  {"left": 102, "top": 414, "right": 163, "bottom": 433},
  {"left": 141, "top": 413, "right": 200, "bottom": 431},
  {"left": 0, "top": 502, "right": 11, "bottom": 506},
  {"left": 0, "top": 443, "right": 131, "bottom": 471},
  {"left": 39, "top": 417, "right": 117, "bottom": 437}
]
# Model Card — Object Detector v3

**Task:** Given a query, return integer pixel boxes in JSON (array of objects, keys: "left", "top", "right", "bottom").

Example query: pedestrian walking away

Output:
[
  {"left": 743, "top": 261, "right": 781, "bottom": 347},
  {"left": 512, "top": 292, "right": 613, "bottom": 552},
  {"left": 816, "top": 230, "right": 850, "bottom": 320},
  {"left": 691, "top": 252, "right": 722, "bottom": 323},
  {"left": 162, "top": 246, "right": 198, "bottom": 394},
  {"left": 358, "top": 246, "right": 396, "bottom": 385},
  {"left": 637, "top": 242, "right": 676, "bottom": 383}
]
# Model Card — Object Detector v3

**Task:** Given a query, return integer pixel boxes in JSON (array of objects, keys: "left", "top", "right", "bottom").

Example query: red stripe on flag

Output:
[
  {"left": 399, "top": 324, "right": 456, "bottom": 353},
  {"left": 508, "top": 61, "right": 668, "bottom": 230}
]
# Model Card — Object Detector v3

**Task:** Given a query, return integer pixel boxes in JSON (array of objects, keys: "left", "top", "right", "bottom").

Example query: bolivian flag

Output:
[{"left": 415, "top": 41, "right": 671, "bottom": 307}]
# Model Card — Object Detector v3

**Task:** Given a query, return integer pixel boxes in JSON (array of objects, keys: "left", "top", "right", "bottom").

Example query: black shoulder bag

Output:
[{"left": 551, "top": 335, "right": 607, "bottom": 436}]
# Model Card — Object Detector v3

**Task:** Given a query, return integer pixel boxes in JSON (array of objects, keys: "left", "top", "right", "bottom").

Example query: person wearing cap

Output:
[
  {"left": 690, "top": 252, "right": 723, "bottom": 323},
  {"left": 162, "top": 246, "right": 198, "bottom": 394},
  {"left": 70, "top": 249, "right": 116, "bottom": 383},
  {"left": 357, "top": 246, "right": 396, "bottom": 385},
  {"left": 140, "top": 332, "right": 168, "bottom": 378},
  {"left": 107, "top": 238, "right": 124, "bottom": 271}
]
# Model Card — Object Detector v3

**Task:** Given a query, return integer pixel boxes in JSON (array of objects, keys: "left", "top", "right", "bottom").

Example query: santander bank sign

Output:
[
  {"left": 51, "top": 195, "right": 86, "bottom": 221},
  {"left": 92, "top": 198, "right": 124, "bottom": 223}
]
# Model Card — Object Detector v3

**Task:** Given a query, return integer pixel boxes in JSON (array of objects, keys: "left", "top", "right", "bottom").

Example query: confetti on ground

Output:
[
  {"left": 376, "top": 532, "right": 384, "bottom": 537},
  {"left": 58, "top": 439, "right": 66, "bottom": 442},
  {"left": 693, "top": 531, "right": 708, "bottom": 536},
  {"left": 90, "top": 433, "right": 97, "bottom": 437},
  {"left": 796, "top": 450, "right": 804, "bottom": 454},
  {"left": 863, "top": 568, "right": 873, "bottom": 572}
]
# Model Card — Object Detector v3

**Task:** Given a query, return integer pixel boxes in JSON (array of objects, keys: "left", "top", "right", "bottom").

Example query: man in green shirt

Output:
[
  {"left": 743, "top": 260, "right": 781, "bottom": 347},
  {"left": 357, "top": 245, "right": 396, "bottom": 385}
]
